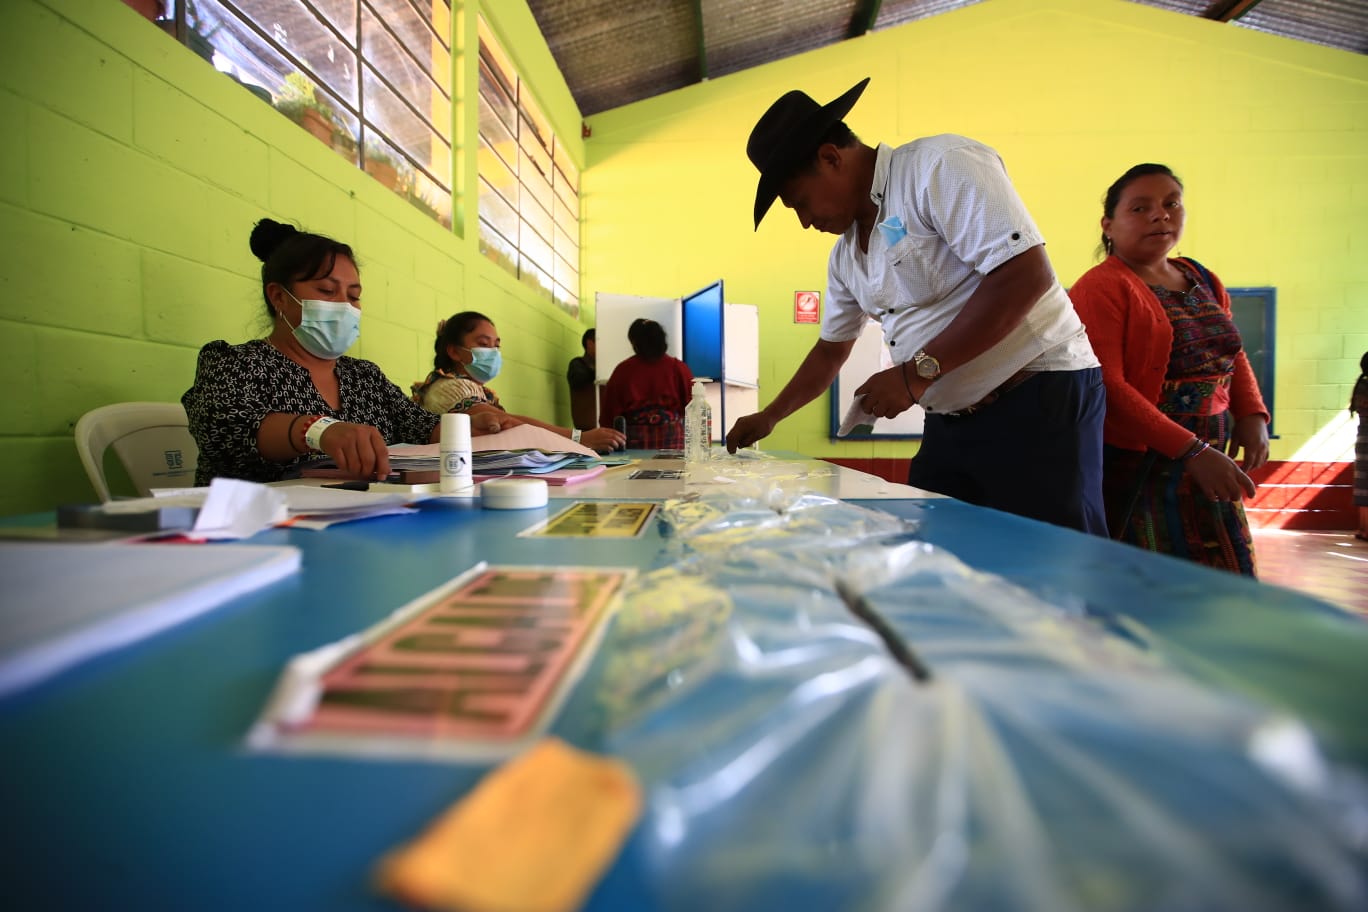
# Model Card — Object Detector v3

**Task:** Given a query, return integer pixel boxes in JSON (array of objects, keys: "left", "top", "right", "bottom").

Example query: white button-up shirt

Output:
[{"left": 821, "top": 137, "right": 1097, "bottom": 413}]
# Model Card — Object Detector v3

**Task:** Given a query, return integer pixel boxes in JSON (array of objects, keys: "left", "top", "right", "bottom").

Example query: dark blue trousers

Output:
[{"left": 907, "top": 367, "right": 1109, "bottom": 536}]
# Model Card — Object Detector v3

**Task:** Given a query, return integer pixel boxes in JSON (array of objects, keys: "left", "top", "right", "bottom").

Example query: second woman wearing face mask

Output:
[{"left": 412, "top": 312, "right": 626, "bottom": 453}]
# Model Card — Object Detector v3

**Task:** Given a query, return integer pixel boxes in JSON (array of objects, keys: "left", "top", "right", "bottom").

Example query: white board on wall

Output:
[
  {"left": 831, "top": 317, "right": 925, "bottom": 439},
  {"left": 593, "top": 293, "right": 681, "bottom": 384}
]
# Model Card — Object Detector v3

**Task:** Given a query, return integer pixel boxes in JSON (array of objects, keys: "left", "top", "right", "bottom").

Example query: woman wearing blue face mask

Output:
[
  {"left": 182, "top": 218, "right": 441, "bottom": 483},
  {"left": 413, "top": 312, "right": 626, "bottom": 453}
]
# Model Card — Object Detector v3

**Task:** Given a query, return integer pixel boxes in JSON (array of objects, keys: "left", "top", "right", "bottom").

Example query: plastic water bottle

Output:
[{"left": 684, "top": 379, "right": 712, "bottom": 463}]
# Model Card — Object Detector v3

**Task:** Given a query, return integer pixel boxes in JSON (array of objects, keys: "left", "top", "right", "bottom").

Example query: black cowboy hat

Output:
[{"left": 746, "top": 77, "right": 870, "bottom": 229}]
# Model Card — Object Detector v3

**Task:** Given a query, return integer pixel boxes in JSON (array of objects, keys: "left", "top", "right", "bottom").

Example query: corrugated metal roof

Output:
[
  {"left": 525, "top": 0, "right": 1367, "bottom": 116},
  {"left": 1235, "top": 0, "right": 1368, "bottom": 54}
]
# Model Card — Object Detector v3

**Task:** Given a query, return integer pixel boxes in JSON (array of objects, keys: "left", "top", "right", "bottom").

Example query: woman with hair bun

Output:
[
  {"left": 599, "top": 318, "right": 694, "bottom": 451},
  {"left": 182, "top": 218, "right": 440, "bottom": 484}
]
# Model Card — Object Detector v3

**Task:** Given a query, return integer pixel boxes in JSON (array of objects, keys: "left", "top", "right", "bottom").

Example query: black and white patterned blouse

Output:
[{"left": 182, "top": 339, "right": 439, "bottom": 484}]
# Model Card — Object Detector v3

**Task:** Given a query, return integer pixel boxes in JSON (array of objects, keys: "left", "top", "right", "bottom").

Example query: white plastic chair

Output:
[{"left": 74, "top": 402, "right": 200, "bottom": 502}]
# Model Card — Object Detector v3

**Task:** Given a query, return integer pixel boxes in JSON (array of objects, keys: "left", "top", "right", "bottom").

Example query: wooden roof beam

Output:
[
  {"left": 1205, "top": 0, "right": 1266, "bottom": 22},
  {"left": 848, "top": 0, "right": 885, "bottom": 39}
]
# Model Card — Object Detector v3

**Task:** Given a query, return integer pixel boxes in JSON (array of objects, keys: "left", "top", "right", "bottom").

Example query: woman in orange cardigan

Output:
[{"left": 1070, "top": 164, "right": 1269, "bottom": 576}]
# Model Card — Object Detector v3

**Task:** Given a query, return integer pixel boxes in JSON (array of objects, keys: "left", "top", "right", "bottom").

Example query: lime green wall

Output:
[
  {"left": 0, "top": 0, "right": 589, "bottom": 515},
  {"left": 582, "top": 0, "right": 1368, "bottom": 462},
  {"left": 4, "top": 0, "right": 1365, "bottom": 516}
]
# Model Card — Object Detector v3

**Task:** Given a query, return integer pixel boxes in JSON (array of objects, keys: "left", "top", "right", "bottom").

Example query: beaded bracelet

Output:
[
  {"left": 286, "top": 414, "right": 309, "bottom": 454},
  {"left": 303, "top": 416, "right": 340, "bottom": 452},
  {"left": 1181, "top": 439, "right": 1210, "bottom": 461}
]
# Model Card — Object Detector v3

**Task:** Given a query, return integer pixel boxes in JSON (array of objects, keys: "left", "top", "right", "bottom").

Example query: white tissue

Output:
[
  {"left": 837, "top": 396, "right": 879, "bottom": 437},
  {"left": 191, "top": 478, "right": 289, "bottom": 540}
]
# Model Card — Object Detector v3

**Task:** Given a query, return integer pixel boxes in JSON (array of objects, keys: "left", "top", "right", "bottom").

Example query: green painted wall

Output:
[
  {"left": 0, "top": 0, "right": 589, "bottom": 515},
  {"left": 581, "top": 0, "right": 1368, "bottom": 462},
  {"left": 4, "top": 0, "right": 1365, "bottom": 516}
]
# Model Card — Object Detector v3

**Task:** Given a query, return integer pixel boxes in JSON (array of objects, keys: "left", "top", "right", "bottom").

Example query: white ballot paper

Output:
[
  {"left": 114, "top": 479, "right": 430, "bottom": 538},
  {"left": 191, "top": 478, "right": 289, "bottom": 539},
  {"left": 837, "top": 396, "right": 878, "bottom": 437}
]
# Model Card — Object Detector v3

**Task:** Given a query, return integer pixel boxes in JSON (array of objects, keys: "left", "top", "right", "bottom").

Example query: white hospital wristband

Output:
[
  {"left": 304, "top": 416, "right": 340, "bottom": 452},
  {"left": 571, "top": 428, "right": 582, "bottom": 443}
]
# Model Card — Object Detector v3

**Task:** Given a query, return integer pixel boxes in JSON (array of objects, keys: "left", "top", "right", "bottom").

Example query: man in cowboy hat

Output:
[{"left": 724, "top": 77, "right": 1108, "bottom": 536}]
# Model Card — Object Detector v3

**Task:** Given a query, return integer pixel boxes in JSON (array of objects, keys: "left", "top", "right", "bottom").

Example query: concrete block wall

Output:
[
  {"left": 0, "top": 0, "right": 589, "bottom": 515},
  {"left": 581, "top": 0, "right": 1368, "bottom": 465}
]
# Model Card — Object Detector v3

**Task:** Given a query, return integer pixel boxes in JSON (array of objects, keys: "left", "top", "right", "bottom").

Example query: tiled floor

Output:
[{"left": 1252, "top": 528, "right": 1368, "bottom": 617}]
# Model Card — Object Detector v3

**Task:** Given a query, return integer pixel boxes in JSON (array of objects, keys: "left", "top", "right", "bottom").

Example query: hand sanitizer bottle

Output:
[
  {"left": 440, "top": 412, "right": 473, "bottom": 494},
  {"left": 684, "top": 379, "right": 712, "bottom": 464}
]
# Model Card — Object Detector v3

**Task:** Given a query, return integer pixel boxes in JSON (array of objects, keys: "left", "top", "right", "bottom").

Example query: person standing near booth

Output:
[
  {"left": 600, "top": 319, "right": 694, "bottom": 451},
  {"left": 724, "top": 77, "right": 1107, "bottom": 536},
  {"left": 567, "top": 328, "right": 598, "bottom": 431},
  {"left": 1349, "top": 351, "right": 1368, "bottom": 542}
]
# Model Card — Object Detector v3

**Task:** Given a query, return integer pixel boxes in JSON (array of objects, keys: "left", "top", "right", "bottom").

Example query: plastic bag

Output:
[{"left": 583, "top": 487, "right": 1368, "bottom": 911}]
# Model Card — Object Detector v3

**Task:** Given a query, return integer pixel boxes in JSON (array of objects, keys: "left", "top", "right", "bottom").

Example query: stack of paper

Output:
[
  {"left": 389, "top": 425, "right": 599, "bottom": 475},
  {"left": 472, "top": 464, "right": 607, "bottom": 486},
  {"left": 0, "top": 541, "right": 301, "bottom": 696},
  {"left": 120, "top": 480, "right": 428, "bottom": 537}
]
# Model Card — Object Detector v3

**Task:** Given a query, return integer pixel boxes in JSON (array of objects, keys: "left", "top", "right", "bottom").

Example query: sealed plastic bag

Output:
[{"left": 586, "top": 486, "right": 1368, "bottom": 912}]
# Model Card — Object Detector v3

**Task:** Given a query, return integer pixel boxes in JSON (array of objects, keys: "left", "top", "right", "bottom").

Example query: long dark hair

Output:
[
  {"left": 249, "top": 218, "right": 355, "bottom": 318},
  {"left": 1098, "top": 163, "right": 1182, "bottom": 259},
  {"left": 628, "top": 318, "right": 668, "bottom": 360},
  {"left": 433, "top": 311, "right": 493, "bottom": 371}
]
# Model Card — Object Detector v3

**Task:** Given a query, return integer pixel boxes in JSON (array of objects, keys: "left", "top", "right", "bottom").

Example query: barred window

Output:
[
  {"left": 477, "top": 18, "right": 581, "bottom": 316},
  {"left": 160, "top": 0, "right": 453, "bottom": 227}
]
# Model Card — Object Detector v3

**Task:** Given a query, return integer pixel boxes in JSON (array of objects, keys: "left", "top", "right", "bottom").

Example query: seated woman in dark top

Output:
[
  {"left": 600, "top": 319, "right": 695, "bottom": 450},
  {"left": 182, "top": 218, "right": 440, "bottom": 484}
]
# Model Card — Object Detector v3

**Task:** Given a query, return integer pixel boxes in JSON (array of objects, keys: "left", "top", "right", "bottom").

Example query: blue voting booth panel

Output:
[{"left": 681, "top": 280, "right": 724, "bottom": 382}]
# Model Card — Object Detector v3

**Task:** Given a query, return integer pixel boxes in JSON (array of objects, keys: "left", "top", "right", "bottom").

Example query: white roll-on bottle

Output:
[{"left": 439, "top": 412, "right": 473, "bottom": 494}]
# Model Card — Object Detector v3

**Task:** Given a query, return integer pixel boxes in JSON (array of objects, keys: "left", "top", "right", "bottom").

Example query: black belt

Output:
[{"left": 938, "top": 369, "right": 1038, "bottom": 417}]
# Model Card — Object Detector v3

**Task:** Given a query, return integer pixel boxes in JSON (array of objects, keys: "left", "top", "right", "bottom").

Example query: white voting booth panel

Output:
[
  {"left": 595, "top": 293, "right": 758, "bottom": 443},
  {"left": 593, "top": 293, "right": 683, "bottom": 384},
  {"left": 720, "top": 303, "right": 760, "bottom": 439},
  {"left": 832, "top": 317, "right": 925, "bottom": 439}
]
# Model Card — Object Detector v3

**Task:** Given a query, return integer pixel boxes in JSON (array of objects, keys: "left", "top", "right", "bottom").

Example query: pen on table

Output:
[
  {"left": 835, "top": 579, "right": 932, "bottom": 684},
  {"left": 322, "top": 480, "right": 372, "bottom": 491}
]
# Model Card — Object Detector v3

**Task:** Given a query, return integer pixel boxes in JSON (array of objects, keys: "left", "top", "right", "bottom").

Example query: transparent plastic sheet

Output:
[
  {"left": 682, "top": 448, "right": 836, "bottom": 489},
  {"left": 658, "top": 484, "right": 909, "bottom": 558},
  {"left": 587, "top": 488, "right": 1368, "bottom": 912}
]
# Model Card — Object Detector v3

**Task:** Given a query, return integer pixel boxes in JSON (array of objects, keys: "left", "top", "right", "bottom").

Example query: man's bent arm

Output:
[
  {"left": 765, "top": 337, "right": 856, "bottom": 420},
  {"left": 922, "top": 245, "right": 1054, "bottom": 374}
]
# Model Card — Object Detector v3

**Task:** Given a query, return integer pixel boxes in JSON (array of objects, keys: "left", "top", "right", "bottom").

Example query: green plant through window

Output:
[{"left": 155, "top": 0, "right": 453, "bottom": 228}]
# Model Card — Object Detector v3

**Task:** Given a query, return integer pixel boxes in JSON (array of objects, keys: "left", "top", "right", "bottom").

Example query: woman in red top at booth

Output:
[
  {"left": 1070, "top": 163, "right": 1269, "bottom": 576},
  {"left": 600, "top": 319, "right": 694, "bottom": 451}
]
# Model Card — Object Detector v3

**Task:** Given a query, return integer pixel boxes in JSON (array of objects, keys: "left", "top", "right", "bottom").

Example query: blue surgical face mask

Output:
[
  {"left": 283, "top": 292, "right": 361, "bottom": 360},
  {"left": 461, "top": 346, "right": 502, "bottom": 383}
]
